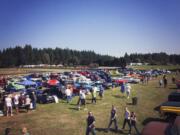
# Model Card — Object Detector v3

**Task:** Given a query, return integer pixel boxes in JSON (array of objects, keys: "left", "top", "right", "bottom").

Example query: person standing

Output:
[
  {"left": 65, "top": 86, "right": 72, "bottom": 103},
  {"left": 107, "top": 105, "right": 118, "bottom": 132},
  {"left": 159, "top": 79, "right": 163, "bottom": 87},
  {"left": 172, "top": 76, "right": 176, "bottom": 84},
  {"left": 86, "top": 111, "right": 96, "bottom": 135},
  {"left": 163, "top": 75, "right": 167, "bottom": 88},
  {"left": 99, "top": 85, "right": 104, "bottom": 99},
  {"left": 126, "top": 83, "right": 131, "bottom": 99},
  {"left": 25, "top": 95, "right": 31, "bottom": 113},
  {"left": 120, "top": 82, "right": 126, "bottom": 94},
  {"left": 5, "top": 95, "right": 13, "bottom": 116},
  {"left": 91, "top": 86, "right": 97, "bottom": 104},
  {"left": 130, "top": 112, "right": 140, "bottom": 135},
  {"left": 122, "top": 107, "right": 131, "bottom": 132},
  {"left": 13, "top": 94, "right": 19, "bottom": 114},
  {"left": 30, "top": 91, "right": 37, "bottom": 110}
]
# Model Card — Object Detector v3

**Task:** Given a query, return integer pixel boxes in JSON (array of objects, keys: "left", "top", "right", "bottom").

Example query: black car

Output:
[{"left": 37, "top": 90, "right": 55, "bottom": 104}]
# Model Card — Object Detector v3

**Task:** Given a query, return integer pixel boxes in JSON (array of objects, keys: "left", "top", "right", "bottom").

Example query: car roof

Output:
[{"left": 161, "top": 102, "right": 180, "bottom": 107}]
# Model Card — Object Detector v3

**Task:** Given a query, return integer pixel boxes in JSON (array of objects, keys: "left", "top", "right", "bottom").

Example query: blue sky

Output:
[{"left": 0, "top": 0, "right": 179, "bottom": 56}]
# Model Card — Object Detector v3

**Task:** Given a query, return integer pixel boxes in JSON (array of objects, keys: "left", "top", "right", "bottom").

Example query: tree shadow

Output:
[{"left": 142, "top": 117, "right": 168, "bottom": 125}]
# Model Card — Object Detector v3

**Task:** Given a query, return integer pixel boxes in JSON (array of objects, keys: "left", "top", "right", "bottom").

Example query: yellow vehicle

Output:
[{"left": 160, "top": 102, "right": 180, "bottom": 118}]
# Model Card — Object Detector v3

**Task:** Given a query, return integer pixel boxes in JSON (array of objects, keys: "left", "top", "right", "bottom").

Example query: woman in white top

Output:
[{"left": 5, "top": 95, "right": 13, "bottom": 116}]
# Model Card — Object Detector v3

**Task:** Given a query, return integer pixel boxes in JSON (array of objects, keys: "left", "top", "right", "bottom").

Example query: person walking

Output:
[
  {"left": 129, "top": 112, "right": 140, "bottom": 135},
  {"left": 107, "top": 105, "right": 118, "bottom": 132},
  {"left": 78, "top": 89, "right": 86, "bottom": 110},
  {"left": 86, "top": 111, "right": 96, "bottom": 135},
  {"left": 122, "top": 107, "right": 131, "bottom": 132}
]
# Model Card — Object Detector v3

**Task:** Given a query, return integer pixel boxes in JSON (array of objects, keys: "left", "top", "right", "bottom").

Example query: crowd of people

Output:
[
  {"left": 86, "top": 106, "right": 140, "bottom": 135},
  {"left": 3, "top": 90, "right": 37, "bottom": 117}
]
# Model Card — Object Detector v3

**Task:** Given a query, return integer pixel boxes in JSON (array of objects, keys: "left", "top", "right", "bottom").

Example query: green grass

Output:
[{"left": 0, "top": 74, "right": 178, "bottom": 135}]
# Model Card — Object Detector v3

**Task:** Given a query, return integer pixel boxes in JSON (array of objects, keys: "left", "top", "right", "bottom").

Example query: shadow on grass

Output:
[
  {"left": 70, "top": 103, "right": 78, "bottom": 106},
  {"left": 68, "top": 107, "right": 78, "bottom": 111},
  {"left": 142, "top": 117, "right": 167, "bottom": 125},
  {"left": 112, "top": 95, "right": 126, "bottom": 99},
  {"left": 96, "top": 128, "right": 124, "bottom": 134},
  {"left": 169, "top": 87, "right": 177, "bottom": 90},
  {"left": 126, "top": 102, "right": 133, "bottom": 105},
  {"left": 154, "top": 105, "right": 161, "bottom": 111},
  {"left": 86, "top": 98, "right": 101, "bottom": 101}
]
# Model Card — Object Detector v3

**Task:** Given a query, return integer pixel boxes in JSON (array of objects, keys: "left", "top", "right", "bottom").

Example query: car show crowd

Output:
[{"left": 0, "top": 68, "right": 178, "bottom": 135}]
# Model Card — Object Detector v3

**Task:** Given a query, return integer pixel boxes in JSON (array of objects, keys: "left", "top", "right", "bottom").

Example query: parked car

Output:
[
  {"left": 122, "top": 76, "right": 140, "bottom": 83},
  {"left": 157, "top": 91, "right": 180, "bottom": 119},
  {"left": 159, "top": 102, "right": 180, "bottom": 118},
  {"left": 36, "top": 90, "right": 55, "bottom": 104},
  {"left": 141, "top": 116, "right": 180, "bottom": 135}
]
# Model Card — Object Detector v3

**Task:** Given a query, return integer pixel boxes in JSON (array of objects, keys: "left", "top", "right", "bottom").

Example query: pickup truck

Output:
[{"left": 141, "top": 116, "right": 180, "bottom": 135}]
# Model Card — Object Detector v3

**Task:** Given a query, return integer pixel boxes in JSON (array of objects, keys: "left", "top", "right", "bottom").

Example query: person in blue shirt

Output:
[{"left": 99, "top": 85, "right": 104, "bottom": 99}]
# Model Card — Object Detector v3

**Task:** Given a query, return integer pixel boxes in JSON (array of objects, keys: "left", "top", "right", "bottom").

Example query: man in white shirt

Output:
[
  {"left": 5, "top": 95, "right": 13, "bottom": 116},
  {"left": 79, "top": 90, "right": 86, "bottom": 110},
  {"left": 65, "top": 87, "right": 72, "bottom": 103}
]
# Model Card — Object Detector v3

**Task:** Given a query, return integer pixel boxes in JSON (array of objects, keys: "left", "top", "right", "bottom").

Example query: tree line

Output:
[{"left": 0, "top": 45, "right": 179, "bottom": 68}]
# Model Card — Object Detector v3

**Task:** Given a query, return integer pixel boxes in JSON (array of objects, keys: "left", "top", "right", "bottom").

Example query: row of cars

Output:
[{"left": 0, "top": 70, "right": 114, "bottom": 104}]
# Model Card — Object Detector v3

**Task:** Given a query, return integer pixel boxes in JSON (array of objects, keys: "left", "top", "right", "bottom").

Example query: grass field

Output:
[
  {"left": 0, "top": 73, "right": 178, "bottom": 135},
  {"left": 130, "top": 65, "right": 180, "bottom": 70}
]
